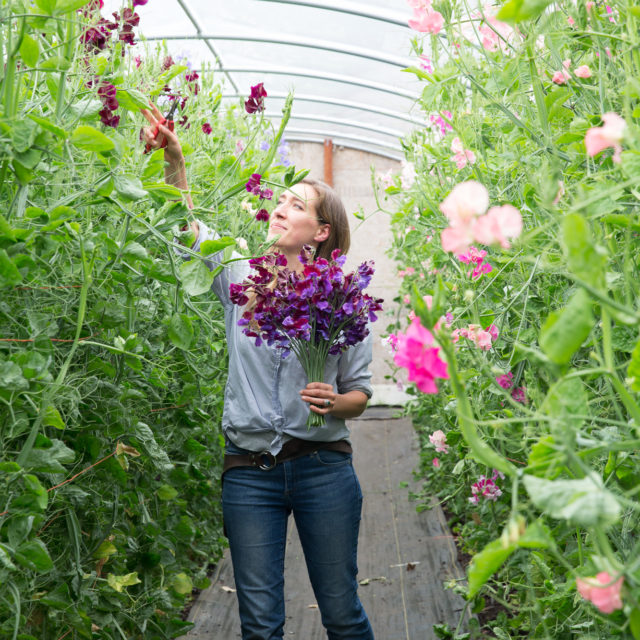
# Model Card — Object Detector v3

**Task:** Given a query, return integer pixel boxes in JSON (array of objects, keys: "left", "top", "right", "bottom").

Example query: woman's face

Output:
[{"left": 266, "top": 183, "right": 330, "bottom": 256}]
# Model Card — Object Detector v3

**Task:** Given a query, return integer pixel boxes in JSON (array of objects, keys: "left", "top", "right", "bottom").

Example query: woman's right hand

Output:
[{"left": 140, "top": 102, "right": 183, "bottom": 165}]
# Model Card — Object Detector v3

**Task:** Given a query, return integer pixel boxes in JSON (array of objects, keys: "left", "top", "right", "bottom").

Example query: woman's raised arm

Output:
[{"left": 141, "top": 103, "right": 198, "bottom": 241}]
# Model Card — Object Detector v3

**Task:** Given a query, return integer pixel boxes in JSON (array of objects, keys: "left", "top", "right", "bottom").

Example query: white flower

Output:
[{"left": 236, "top": 237, "right": 248, "bottom": 251}]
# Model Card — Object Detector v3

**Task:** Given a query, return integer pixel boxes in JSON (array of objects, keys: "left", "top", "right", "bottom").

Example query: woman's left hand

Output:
[{"left": 300, "top": 382, "right": 337, "bottom": 414}]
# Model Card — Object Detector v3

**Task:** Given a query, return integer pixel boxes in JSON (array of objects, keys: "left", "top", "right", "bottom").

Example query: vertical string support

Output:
[{"left": 323, "top": 138, "right": 334, "bottom": 187}]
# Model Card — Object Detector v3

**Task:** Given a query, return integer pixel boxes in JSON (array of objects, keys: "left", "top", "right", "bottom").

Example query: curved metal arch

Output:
[
  {"left": 265, "top": 112, "right": 404, "bottom": 138},
  {"left": 200, "top": 66, "right": 415, "bottom": 99},
  {"left": 222, "top": 92, "right": 424, "bottom": 125},
  {"left": 286, "top": 136, "right": 403, "bottom": 162},
  {"left": 144, "top": 33, "right": 411, "bottom": 68},
  {"left": 175, "top": 0, "right": 238, "bottom": 92},
  {"left": 284, "top": 127, "right": 402, "bottom": 152},
  {"left": 255, "top": 0, "right": 409, "bottom": 27}
]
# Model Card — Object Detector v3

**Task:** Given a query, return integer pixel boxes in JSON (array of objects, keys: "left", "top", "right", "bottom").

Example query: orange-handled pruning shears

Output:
[{"left": 143, "top": 100, "right": 179, "bottom": 154}]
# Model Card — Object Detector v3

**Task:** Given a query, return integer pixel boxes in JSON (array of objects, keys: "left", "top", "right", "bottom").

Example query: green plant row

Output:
[
  {"left": 382, "top": 0, "right": 640, "bottom": 637},
  {"left": 0, "top": 1, "right": 297, "bottom": 637}
]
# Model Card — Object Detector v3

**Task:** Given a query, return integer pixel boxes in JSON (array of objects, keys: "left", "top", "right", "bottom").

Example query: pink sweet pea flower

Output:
[
  {"left": 440, "top": 181, "right": 489, "bottom": 226},
  {"left": 472, "top": 261, "right": 492, "bottom": 278},
  {"left": 586, "top": 0, "right": 594, "bottom": 9},
  {"left": 419, "top": 55, "right": 433, "bottom": 72},
  {"left": 576, "top": 572, "right": 624, "bottom": 614},
  {"left": 472, "top": 204, "right": 523, "bottom": 249},
  {"left": 575, "top": 65, "right": 592, "bottom": 78},
  {"left": 584, "top": 112, "right": 626, "bottom": 163},
  {"left": 441, "top": 225, "right": 475, "bottom": 254},
  {"left": 478, "top": 11, "right": 516, "bottom": 53},
  {"left": 429, "top": 429, "right": 449, "bottom": 453},
  {"left": 432, "top": 457, "right": 440, "bottom": 468},
  {"left": 409, "top": 6, "right": 444, "bottom": 34},
  {"left": 394, "top": 317, "right": 449, "bottom": 394},
  {"left": 511, "top": 386, "right": 527, "bottom": 404},
  {"left": 450, "top": 137, "right": 476, "bottom": 169},
  {"left": 496, "top": 372, "right": 514, "bottom": 389},
  {"left": 552, "top": 69, "right": 570, "bottom": 84}
]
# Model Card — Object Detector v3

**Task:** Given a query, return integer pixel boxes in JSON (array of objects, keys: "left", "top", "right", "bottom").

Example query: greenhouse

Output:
[{"left": 1, "top": 0, "right": 639, "bottom": 637}]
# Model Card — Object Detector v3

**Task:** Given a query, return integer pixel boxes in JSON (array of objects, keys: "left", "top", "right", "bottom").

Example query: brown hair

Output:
[{"left": 300, "top": 178, "right": 351, "bottom": 259}]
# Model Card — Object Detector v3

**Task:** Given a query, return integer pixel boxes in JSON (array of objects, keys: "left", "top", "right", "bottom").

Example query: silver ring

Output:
[{"left": 323, "top": 399, "right": 331, "bottom": 407}]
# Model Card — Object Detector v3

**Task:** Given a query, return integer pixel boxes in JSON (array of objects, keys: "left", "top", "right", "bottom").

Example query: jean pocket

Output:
[{"left": 313, "top": 449, "right": 352, "bottom": 466}]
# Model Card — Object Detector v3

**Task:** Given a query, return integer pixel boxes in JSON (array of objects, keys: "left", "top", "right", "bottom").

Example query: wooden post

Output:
[{"left": 323, "top": 138, "right": 333, "bottom": 187}]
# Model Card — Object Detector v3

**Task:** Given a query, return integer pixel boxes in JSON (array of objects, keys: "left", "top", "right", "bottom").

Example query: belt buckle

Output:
[{"left": 257, "top": 451, "right": 276, "bottom": 471}]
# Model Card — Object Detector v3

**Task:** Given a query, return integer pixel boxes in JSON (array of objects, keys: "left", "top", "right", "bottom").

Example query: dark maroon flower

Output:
[
  {"left": 134, "top": 55, "right": 142, "bottom": 67},
  {"left": 133, "top": 0, "right": 148, "bottom": 6},
  {"left": 97, "top": 83, "right": 118, "bottom": 111},
  {"left": 244, "top": 83, "right": 267, "bottom": 114},
  {"left": 202, "top": 122, "right": 212, "bottom": 135},
  {"left": 245, "top": 173, "right": 273, "bottom": 200},
  {"left": 185, "top": 71, "right": 199, "bottom": 95},
  {"left": 255, "top": 209, "right": 269, "bottom": 222},
  {"left": 99, "top": 108, "right": 120, "bottom": 128},
  {"left": 161, "top": 55, "right": 174, "bottom": 70}
]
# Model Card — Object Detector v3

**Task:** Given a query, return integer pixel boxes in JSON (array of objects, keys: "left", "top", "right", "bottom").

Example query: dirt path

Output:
[{"left": 184, "top": 407, "right": 468, "bottom": 639}]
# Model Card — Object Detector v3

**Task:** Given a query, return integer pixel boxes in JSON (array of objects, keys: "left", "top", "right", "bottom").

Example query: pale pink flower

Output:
[
  {"left": 450, "top": 137, "right": 476, "bottom": 169},
  {"left": 441, "top": 225, "right": 475, "bottom": 254},
  {"left": 429, "top": 429, "right": 449, "bottom": 453},
  {"left": 575, "top": 65, "right": 592, "bottom": 78},
  {"left": 469, "top": 475, "right": 502, "bottom": 503},
  {"left": 423, "top": 294, "right": 433, "bottom": 309},
  {"left": 398, "top": 267, "right": 415, "bottom": 277},
  {"left": 478, "top": 10, "right": 516, "bottom": 52},
  {"left": 430, "top": 111, "right": 453, "bottom": 136},
  {"left": 381, "top": 334, "right": 399, "bottom": 353},
  {"left": 576, "top": 572, "right": 624, "bottom": 614},
  {"left": 472, "top": 204, "right": 523, "bottom": 249},
  {"left": 563, "top": 58, "right": 572, "bottom": 69},
  {"left": 394, "top": 317, "right": 449, "bottom": 394},
  {"left": 568, "top": 15, "right": 575, "bottom": 25},
  {"left": 487, "top": 324, "right": 499, "bottom": 341},
  {"left": 432, "top": 457, "right": 440, "bottom": 468},
  {"left": 377, "top": 168, "right": 394, "bottom": 188},
  {"left": 408, "top": 0, "right": 431, "bottom": 9},
  {"left": 605, "top": 5, "right": 616, "bottom": 22},
  {"left": 552, "top": 69, "right": 570, "bottom": 84},
  {"left": 403, "top": 294, "right": 411, "bottom": 304},
  {"left": 586, "top": 1, "right": 594, "bottom": 10},
  {"left": 584, "top": 112, "right": 626, "bottom": 163},
  {"left": 440, "top": 181, "right": 489, "bottom": 226},
  {"left": 475, "top": 330, "right": 493, "bottom": 350},
  {"left": 409, "top": 7, "right": 444, "bottom": 34}
]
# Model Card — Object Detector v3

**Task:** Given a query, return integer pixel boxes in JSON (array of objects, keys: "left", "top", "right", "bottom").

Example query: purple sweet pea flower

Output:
[
  {"left": 245, "top": 83, "right": 267, "bottom": 114},
  {"left": 202, "top": 122, "right": 212, "bottom": 135}
]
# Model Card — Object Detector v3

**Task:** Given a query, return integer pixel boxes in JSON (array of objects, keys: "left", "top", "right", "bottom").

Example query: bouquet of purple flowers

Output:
[{"left": 229, "top": 246, "right": 383, "bottom": 427}]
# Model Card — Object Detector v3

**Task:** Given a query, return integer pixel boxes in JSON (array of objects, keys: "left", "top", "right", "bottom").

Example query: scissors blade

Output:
[{"left": 166, "top": 99, "right": 179, "bottom": 121}]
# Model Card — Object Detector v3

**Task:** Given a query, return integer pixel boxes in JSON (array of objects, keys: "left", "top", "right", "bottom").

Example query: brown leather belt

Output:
[{"left": 223, "top": 437, "right": 352, "bottom": 474}]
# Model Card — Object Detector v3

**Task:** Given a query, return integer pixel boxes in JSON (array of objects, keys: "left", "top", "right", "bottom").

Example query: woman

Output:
[{"left": 141, "top": 105, "right": 375, "bottom": 640}]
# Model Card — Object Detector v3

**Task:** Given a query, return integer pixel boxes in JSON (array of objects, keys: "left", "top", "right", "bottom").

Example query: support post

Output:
[{"left": 323, "top": 138, "right": 333, "bottom": 187}]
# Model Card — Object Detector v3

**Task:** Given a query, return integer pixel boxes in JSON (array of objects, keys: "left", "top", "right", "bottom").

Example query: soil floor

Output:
[{"left": 184, "top": 407, "right": 469, "bottom": 639}]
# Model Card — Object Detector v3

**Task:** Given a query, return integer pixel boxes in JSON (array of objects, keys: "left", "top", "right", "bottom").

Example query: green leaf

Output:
[
  {"left": 468, "top": 538, "right": 516, "bottom": 598},
  {"left": 43, "top": 405, "right": 64, "bottom": 429},
  {"left": 69, "top": 98, "right": 103, "bottom": 119},
  {"left": 157, "top": 484, "right": 179, "bottom": 500},
  {"left": 22, "top": 438, "right": 75, "bottom": 473},
  {"left": 121, "top": 241, "right": 148, "bottom": 261},
  {"left": 170, "top": 572, "right": 193, "bottom": 595},
  {"left": 107, "top": 572, "right": 141, "bottom": 592},
  {"left": 200, "top": 237, "right": 236, "bottom": 255},
  {"left": 40, "top": 583, "right": 71, "bottom": 609},
  {"left": 179, "top": 258, "right": 214, "bottom": 296},
  {"left": 40, "top": 55, "right": 71, "bottom": 71},
  {"left": 55, "top": 0, "right": 91, "bottom": 13},
  {"left": 0, "top": 250, "right": 22, "bottom": 288},
  {"left": 70, "top": 125, "right": 115, "bottom": 153},
  {"left": 19, "top": 34, "right": 40, "bottom": 67},
  {"left": 0, "top": 214, "right": 17, "bottom": 241},
  {"left": 11, "top": 120, "right": 38, "bottom": 153},
  {"left": 539, "top": 289, "right": 594, "bottom": 365},
  {"left": 15, "top": 539, "right": 53, "bottom": 572},
  {"left": 628, "top": 338, "right": 640, "bottom": 392},
  {"left": 134, "top": 422, "right": 174, "bottom": 471},
  {"left": 497, "top": 0, "right": 554, "bottom": 22},
  {"left": 168, "top": 313, "right": 194, "bottom": 350},
  {"left": 630, "top": 607, "right": 640, "bottom": 640},
  {"left": 0, "top": 543, "right": 17, "bottom": 570},
  {"left": 93, "top": 540, "right": 118, "bottom": 560},
  {"left": 143, "top": 182, "right": 184, "bottom": 200},
  {"left": 116, "top": 87, "right": 150, "bottom": 111},
  {"left": 27, "top": 114, "right": 67, "bottom": 139},
  {"left": 561, "top": 214, "right": 606, "bottom": 289},
  {"left": 0, "top": 361, "right": 28, "bottom": 390},
  {"left": 113, "top": 174, "right": 147, "bottom": 201},
  {"left": 35, "top": 0, "right": 57, "bottom": 14},
  {"left": 523, "top": 473, "right": 621, "bottom": 528},
  {"left": 541, "top": 375, "right": 588, "bottom": 435}
]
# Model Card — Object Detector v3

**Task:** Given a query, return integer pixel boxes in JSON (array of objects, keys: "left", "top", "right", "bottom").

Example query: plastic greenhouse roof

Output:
[{"left": 103, "top": 0, "right": 425, "bottom": 160}]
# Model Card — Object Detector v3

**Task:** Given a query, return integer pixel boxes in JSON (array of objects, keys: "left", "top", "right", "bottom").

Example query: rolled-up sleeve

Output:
[{"left": 336, "top": 331, "right": 373, "bottom": 398}]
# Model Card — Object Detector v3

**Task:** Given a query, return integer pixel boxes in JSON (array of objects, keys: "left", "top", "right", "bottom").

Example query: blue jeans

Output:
[{"left": 222, "top": 443, "right": 374, "bottom": 640}]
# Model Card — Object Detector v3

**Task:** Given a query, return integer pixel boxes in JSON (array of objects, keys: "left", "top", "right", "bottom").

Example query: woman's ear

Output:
[{"left": 314, "top": 224, "right": 331, "bottom": 244}]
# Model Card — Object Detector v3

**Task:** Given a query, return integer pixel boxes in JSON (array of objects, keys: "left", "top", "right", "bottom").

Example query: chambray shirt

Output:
[{"left": 188, "top": 222, "right": 373, "bottom": 456}]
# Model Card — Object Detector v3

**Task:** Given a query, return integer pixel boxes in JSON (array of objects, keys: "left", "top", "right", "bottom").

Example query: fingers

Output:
[
  {"left": 299, "top": 384, "right": 336, "bottom": 414},
  {"left": 140, "top": 108, "right": 157, "bottom": 126},
  {"left": 148, "top": 102, "right": 165, "bottom": 121}
]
